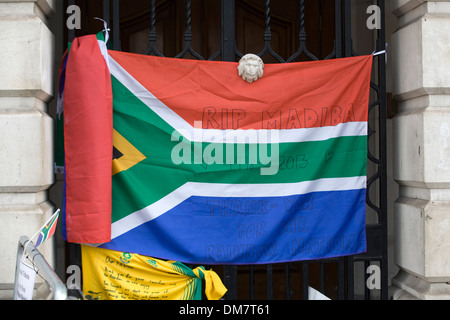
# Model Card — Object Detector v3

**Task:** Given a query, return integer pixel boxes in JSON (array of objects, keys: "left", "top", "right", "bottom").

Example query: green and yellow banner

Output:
[{"left": 81, "top": 245, "right": 227, "bottom": 300}]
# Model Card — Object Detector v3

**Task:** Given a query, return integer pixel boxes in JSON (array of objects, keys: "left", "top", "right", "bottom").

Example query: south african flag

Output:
[{"left": 59, "top": 33, "right": 373, "bottom": 265}]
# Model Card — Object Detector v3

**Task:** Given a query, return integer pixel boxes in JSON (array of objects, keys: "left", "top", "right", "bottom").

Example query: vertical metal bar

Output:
[
  {"left": 263, "top": 0, "right": 271, "bottom": 42},
  {"left": 380, "top": 259, "right": 388, "bottom": 300},
  {"left": 337, "top": 258, "right": 345, "bottom": 299},
  {"left": 221, "top": 0, "right": 235, "bottom": 61},
  {"left": 346, "top": 257, "right": 354, "bottom": 299},
  {"left": 185, "top": 0, "right": 192, "bottom": 37},
  {"left": 145, "top": 0, "right": 164, "bottom": 56},
  {"left": 343, "top": 0, "right": 352, "bottom": 57},
  {"left": 302, "top": 263, "right": 308, "bottom": 299},
  {"left": 259, "top": 0, "right": 284, "bottom": 61},
  {"left": 68, "top": 0, "right": 76, "bottom": 42},
  {"left": 146, "top": 0, "right": 155, "bottom": 53},
  {"left": 68, "top": 242, "right": 82, "bottom": 282},
  {"left": 364, "top": 261, "right": 370, "bottom": 300},
  {"left": 287, "top": 0, "right": 316, "bottom": 62},
  {"left": 319, "top": 262, "right": 326, "bottom": 294},
  {"left": 102, "top": 0, "right": 110, "bottom": 49},
  {"left": 377, "top": 0, "right": 388, "bottom": 301},
  {"left": 249, "top": 265, "right": 255, "bottom": 300},
  {"left": 299, "top": 0, "right": 306, "bottom": 46},
  {"left": 112, "top": 0, "right": 121, "bottom": 50},
  {"left": 175, "top": 0, "right": 203, "bottom": 59},
  {"left": 149, "top": 0, "right": 156, "bottom": 39},
  {"left": 285, "top": 263, "right": 291, "bottom": 300},
  {"left": 267, "top": 264, "right": 273, "bottom": 300},
  {"left": 102, "top": 0, "right": 110, "bottom": 26},
  {"left": 223, "top": 266, "right": 238, "bottom": 300},
  {"left": 334, "top": 0, "right": 342, "bottom": 58},
  {"left": 182, "top": 0, "right": 193, "bottom": 53}
]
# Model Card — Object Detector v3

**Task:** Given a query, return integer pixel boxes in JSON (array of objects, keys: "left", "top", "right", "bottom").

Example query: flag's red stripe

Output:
[
  {"left": 108, "top": 51, "right": 371, "bottom": 130},
  {"left": 47, "top": 220, "right": 58, "bottom": 241},
  {"left": 64, "top": 35, "right": 112, "bottom": 243}
]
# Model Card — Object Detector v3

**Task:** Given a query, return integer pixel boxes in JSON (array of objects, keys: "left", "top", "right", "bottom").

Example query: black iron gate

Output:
[{"left": 66, "top": 0, "right": 388, "bottom": 300}]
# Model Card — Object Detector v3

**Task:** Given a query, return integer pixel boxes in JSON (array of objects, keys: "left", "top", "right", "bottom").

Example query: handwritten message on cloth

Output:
[
  {"left": 81, "top": 245, "right": 226, "bottom": 300},
  {"left": 60, "top": 33, "right": 373, "bottom": 264}
]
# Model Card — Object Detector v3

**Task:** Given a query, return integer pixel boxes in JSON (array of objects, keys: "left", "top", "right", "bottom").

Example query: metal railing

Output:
[{"left": 13, "top": 236, "right": 67, "bottom": 300}]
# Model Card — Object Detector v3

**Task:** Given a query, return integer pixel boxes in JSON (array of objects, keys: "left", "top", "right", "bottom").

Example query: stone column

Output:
[
  {"left": 391, "top": 0, "right": 450, "bottom": 299},
  {"left": 0, "top": 0, "right": 55, "bottom": 299}
]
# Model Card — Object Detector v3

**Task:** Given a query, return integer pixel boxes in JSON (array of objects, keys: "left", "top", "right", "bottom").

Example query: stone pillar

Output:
[
  {"left": 391, "top": 0, "right": 450, "bottom": 299},
  {"left": 0, "top": 0, "right": 55, "bottom": 299}
]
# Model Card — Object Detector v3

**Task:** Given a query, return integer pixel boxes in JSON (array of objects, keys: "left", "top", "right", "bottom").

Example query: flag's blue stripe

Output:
[
  {"left": 101, "top": 189, "right": 367, "bottom": 264},
  {"left": 35, "top": 233, "right": 44, "bottom": 247}
]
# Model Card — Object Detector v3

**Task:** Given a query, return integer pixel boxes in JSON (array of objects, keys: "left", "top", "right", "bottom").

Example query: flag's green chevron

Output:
[{"left": 111, "top": 75, "right": 367, "bottom": 224}]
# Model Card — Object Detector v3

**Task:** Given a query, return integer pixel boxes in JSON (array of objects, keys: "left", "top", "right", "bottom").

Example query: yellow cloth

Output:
[{"left": 81, "top": 245, "right": 227, "bottom": 300}]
